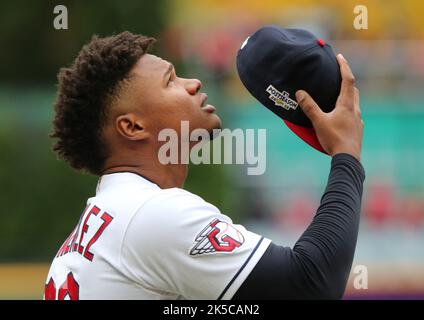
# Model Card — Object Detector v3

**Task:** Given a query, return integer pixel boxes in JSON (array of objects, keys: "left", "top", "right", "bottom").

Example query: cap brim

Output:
[{"left": 283, "top": 120, "right": 328, "bottom": 154}]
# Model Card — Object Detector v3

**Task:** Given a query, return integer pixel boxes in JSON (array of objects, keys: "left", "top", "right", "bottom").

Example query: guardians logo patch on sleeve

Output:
[{"left": 190, "top": 219, "right": 245, "bottom": 256}]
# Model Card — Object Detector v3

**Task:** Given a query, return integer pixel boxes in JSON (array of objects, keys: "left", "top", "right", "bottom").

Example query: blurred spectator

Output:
[
  {"left": 272, "top": 191, "right": 316, "bottom": 230},
  {"left": 364, "top": 181, "right": 397, "bottom": 227}
]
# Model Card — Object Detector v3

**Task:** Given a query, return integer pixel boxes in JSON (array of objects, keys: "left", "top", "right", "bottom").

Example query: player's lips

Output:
[{"left": 200, "top": 93, "right": 216, "bottom": 113}]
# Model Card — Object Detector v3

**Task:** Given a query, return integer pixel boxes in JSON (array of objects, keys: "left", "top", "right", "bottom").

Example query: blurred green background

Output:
[{"left": 1, "top": 0, "right": 424, "bottom": 299}]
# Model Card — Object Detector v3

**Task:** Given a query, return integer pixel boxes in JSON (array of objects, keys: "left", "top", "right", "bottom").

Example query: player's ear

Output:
[{"left": 115, "top": 113, "right": 149, "bottom": 141}]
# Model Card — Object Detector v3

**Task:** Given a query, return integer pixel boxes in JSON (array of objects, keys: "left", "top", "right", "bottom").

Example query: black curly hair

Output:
[{"left": 51, "top": 31, "right": 156, "bottom": 175}]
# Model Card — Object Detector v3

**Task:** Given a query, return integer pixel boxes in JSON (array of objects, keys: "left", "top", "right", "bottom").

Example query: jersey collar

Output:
[{"left": 96, "top": 171, "right": 161, "bottom": 194}]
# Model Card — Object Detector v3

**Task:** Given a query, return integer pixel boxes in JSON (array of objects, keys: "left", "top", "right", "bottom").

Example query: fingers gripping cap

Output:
[{"left": 236, "top": 25, "right": 341, "bottom": 153}]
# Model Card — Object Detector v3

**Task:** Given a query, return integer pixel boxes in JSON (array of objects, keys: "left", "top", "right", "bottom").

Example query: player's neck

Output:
[{"left": 101, "top": 153, "right": 188, "bottom": 189}]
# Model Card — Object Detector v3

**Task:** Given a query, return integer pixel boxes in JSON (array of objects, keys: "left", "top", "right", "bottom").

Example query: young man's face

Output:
[{"left": 121, "top": 54, "right": 222, "bottom": 140}]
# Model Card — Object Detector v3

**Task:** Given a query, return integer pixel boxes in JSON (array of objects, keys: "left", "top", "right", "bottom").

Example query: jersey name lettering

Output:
[{"left": 56, "top": 205, "right": 113, "bottom": 261}]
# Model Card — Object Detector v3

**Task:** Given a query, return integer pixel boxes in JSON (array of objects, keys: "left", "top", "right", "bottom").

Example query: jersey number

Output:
[{"left": 45, "top": 272, "right": 79, "bottom": 300}]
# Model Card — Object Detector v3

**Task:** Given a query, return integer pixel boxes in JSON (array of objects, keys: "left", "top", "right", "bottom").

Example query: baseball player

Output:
[{"left": 45, "top": 30, "right": 364, "bottom": 300}]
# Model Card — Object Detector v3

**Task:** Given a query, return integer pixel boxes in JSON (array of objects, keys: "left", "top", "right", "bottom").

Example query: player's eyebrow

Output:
[{"left": 162, "top": 63, "right": 174, "bottom": 83}]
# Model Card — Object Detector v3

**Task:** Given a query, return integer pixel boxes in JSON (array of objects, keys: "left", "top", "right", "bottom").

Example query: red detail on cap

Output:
[
  {"left": 317, "top": 38, "right": 326, "bottom": 47},
  {"left": 283, "top": 119, "right": 329, "bottom": 154}
]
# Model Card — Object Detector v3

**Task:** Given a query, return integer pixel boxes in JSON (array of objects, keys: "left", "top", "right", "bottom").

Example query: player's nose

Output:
[{"left": 185, "top": 78, "right": 202, "bottom": 95}]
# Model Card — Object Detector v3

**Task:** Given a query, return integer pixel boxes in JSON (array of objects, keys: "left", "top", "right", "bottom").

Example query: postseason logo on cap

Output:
[{"left": 266, "top": 85, "right": 298, "bottom": 111}]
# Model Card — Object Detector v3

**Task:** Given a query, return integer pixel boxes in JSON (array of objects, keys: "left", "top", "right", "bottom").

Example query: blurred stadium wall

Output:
[{"left": 1, "top": 0, "right": 423, "bottom": 299}]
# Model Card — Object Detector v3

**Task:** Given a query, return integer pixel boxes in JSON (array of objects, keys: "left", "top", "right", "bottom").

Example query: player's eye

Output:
[
  {"left": 167, "top": 74, "right": 175, "bottom": 86},
  {"left": 167, "top": 67, "right": 178, "bottom": 86}
]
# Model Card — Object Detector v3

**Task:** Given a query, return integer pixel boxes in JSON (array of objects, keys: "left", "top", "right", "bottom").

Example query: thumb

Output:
[{"left": 295, "top": 90, "right": 323, "bottom": 123}]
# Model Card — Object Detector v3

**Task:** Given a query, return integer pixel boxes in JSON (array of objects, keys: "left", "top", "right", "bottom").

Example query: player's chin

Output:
[
  {"left": 189, "top": 105, "right": 222, "bottom": 135},
  {"left": 204, "top": 113, "right": 222, "bottom": 137}
]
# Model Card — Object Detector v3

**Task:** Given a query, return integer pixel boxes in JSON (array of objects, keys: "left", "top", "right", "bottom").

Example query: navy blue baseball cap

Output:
[{"left": 236, "top": 25, "right": 341, "bottom": 153}]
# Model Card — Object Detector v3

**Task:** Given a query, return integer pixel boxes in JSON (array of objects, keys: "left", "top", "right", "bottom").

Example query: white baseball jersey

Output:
[{"left": 44, "top": 172, "right": 271, "bottom": 300}]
